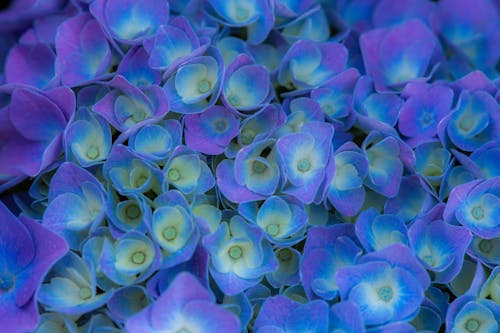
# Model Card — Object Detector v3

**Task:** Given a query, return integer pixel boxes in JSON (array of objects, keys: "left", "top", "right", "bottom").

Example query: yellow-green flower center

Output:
[
  {"left": 266, "top": 223, "right": 280, "bottom": 236},
  {"left": 214, "top": 120, "right": 227, "bottom": 132},
  {"left": 168, "top": 168, "right": 181, "bottom": 181},
  {"left": 278, "top": 248, "right": 292, "bottom": 261},
  {"left": 198, "top": 80, "right": 211, "bottom": 93},
  {"left": 252, "top": 160, "right": 268, "bottom": 174},
  {"left": 162, "top": 226, "right": 177, "bottom": 241},
  {"left": 228, "top": 94, "right": 240, "bottom": 106},
  {"left": 228, "top": 246, "right": 243, "bottom": 260},
  {"left": 79, "top": 286, "right": 92, "bottom": 300},
  {"left": 86, "top": 145, "right": 100, "bottom": 160},
  {"left": 131, "top": 251, "right": 146, "bottom": 265},
  {"left": 297, "top": 158, "right": 311, "bottom": 172},
  {"left": 465, "top": 319, "right": 480, "bottom": 332},
  {"left": 471, "top": 206, "right": 485, "bottom": 220},
  {"left": 478, "top": 239, "right": 492, "bottom": 253},
  {"left": 241, "top": 128, "right": 255, "bottom": 145},
  {"left": 125, "top": 203, "right": 141, "bottom": 220}
]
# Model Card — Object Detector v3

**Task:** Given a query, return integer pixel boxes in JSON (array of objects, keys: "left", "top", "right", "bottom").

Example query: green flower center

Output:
[
  {"left": 79, "top": 286, "right": 92, "bottom": 300},
  {"left": 322, "top": 104, "right": 334, "bottom": 116},
  {"left": 228, "top": 94, "right": 240, "bottom": 106},
  {"left": 0, "top": 274, "right": 14, "bottom": 291},
  {"left": 378, "top": 286, "right": 393, "bottom": 302},
  {"left": 168, "top": 168, "right": 181, "bottom": 181},
  {"left": 228, "top": 246, "right": 243, "bottom": 260},
  {"left": 214, "top": 120, "right": 227, "bottom": 132},
  {"left": 236, "top": 7, "right": 249, "bottom": 20},
  {"left": 241, "top": 128, "right": 255, "bottom": 145},
  {"left": 478, "top": 239, "right": 492, "bottom": 253},
  {"left": 252, "top": 160, "right": 268, "bottom": 174},
  {"left": 471, "top": 206, "right": 485, "bottom": 220},
  {"left": 465, "top": 319, "right": 480, "bottom": 332},
  {"left": 198, "top": 80, "right": 211, "bottom": 93},
  {"left": 266, "top": 224, "right": 280, "bottom": 236},
  {"left": 86, "top": 145, "right": 100, "bottom": 160},
  {"left": 162, "top": 226, "right": 177, "bottom": 241},
  {"left": 132, "top": 110, "right": 146, "bottom": 122},
  {"left": 125, "top": 203, "right": 141, "bottom": 220},
  {"left": 278, "top": 249, "right": 292, "bottom": 261},
  {"left": 297, "top": 158, "right": 311, "bottom": 172},
  {"left": 420, "top": 111, "right": 435, "bottom": 127},
  {"left": 131, "top": 251, "right": 146, "bottom": 265}
]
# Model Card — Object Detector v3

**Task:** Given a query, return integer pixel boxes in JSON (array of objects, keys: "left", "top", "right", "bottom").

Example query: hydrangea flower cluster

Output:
[{"left": 0, "top": 0, "right": 499, "bottom": 332}]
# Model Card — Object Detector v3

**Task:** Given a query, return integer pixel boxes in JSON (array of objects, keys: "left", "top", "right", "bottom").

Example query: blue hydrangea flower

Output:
[
  {"left": 442, "top": 90, "right": 500, "bottom": 152},
  {"left": 279, "top": 40, "right": 348, "bottom": 91},
  {"left": 469, "top": 236, "right": 500, "bottom": 267},
  {"left": 203, "top": 216, "right": 279, "bottom": 295},
  {"left": 163, "top": 146, "right": 215, "bottom": 195},
  {"left": 55, "top": 13, "right": 111, "bottom": 86},
  {"left": 126, "top": 272, "right": 241, "bottom": 332},
  {"left": 217, "top": 139, "right": 281, "bottom": 203},
  {"left": 360, "top": 19, "right": 440, "bottom": 91},
  {"left": 184, "top": 105, "right": 240, "bottom": 155},
  {"left": 33, "top": 313, "right": 78, "bottom": 333},
  {"left": 93, "top": 75, "right": 169, "bottom": 133},
  {"left": 222, "top": 54, "right": 273, "bottom": 114},
  {"left": 408, "top": 204, "right": 472, "bottom": 283},
  {"left": 38, "top": 251, "right": 113, "bottom": 315},
  {"left": 336, "top": 244, "right": 430, "bottom": 326},
  {"left": 254, "top": 295, "right": 329, "bottom": 333},
  {"left": 414, "top": 141, "right": 452, "bottom": 188},
  {"left": 144, "top": 16, "right": 210, "bottom": 74},
  {"left": 280, "top": 6, "right": 330, "bottom": 43},
  {"left": 104, "top": 144, "right": 165, "bottom": 197},
  {"left": 64, "top": 108, "right": 112, "bottom": 167},
  {"left": 301, "top": 224, "right": 362, "bottom": 300},
  {"left": 90, "top": 0, "right": 169, "bottom": 44},
  {"left": 453, "top": 142, "right": 500, "bottom": 180},
  {"left": 445, "top": 177, "right": 500, "bottom": 239},
  {"left": 128, "top": 119, "right": 182, "bottom": 162},
  {"left": 164, "top": 48, "right": 224, "bottom": 114},
  {"left": 238, "top": 195, "right": 308, "bottom": 245},
  {"left": 276, "top": 121, "right": 334, "bottom": 203},
  {"left": 355, "top": 208, "right": 409, "bottom": 252},
  {"left": 207, "top": 0, "right": 274, "bottom": 45},
  {"left": 107, "top": 285, "right": 150, "bottom": 323},
  {"left": 445, "top": 295, "right": 500, "bottom": 333},
  {"left": 151, "top": 191, "right": 199, "bottom": 268},
  {"left": 106, "top": 189, "right": 150, "bottom": 234},
  {"left": 43, "top": 162, "right": 106, "bottom": 250},
  {"left": 325, "top": 142, "right": 369, "bottom": 217},
  {"left": 100, "top": 231, "right": 160, "bottom": 286},
  {"left": 265, "top": 247, "right": 301, "bottom": 288},
  {"left": 117, "top": 46, "right": 161, "bottom": 87},
  {"left": 0, "top": 202, "right": 68, "bottom": 333}
]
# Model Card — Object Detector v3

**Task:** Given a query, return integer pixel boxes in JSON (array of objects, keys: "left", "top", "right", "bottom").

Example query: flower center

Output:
[
  {"left": 471, "top": 206, "right": 484, "bottom": 220},
  {"left": 420, "top": 111, "right": 435, "bottom": 127},
  {"left": 86, "top": 145, "right": 99, "bottom": 160},
  {"left": 266, "top": 223, "right": 280, "bottom": 236},
  {"left": 198, "top": 80, "right": 211, "bottom": 93},
  {"left": 252, "top": 160, "right": 268, "bottom": 174},
  {"left": 297, "top": 158, "right": 311, "bottom": 172},
  {"left": 228, "top": 94, "right": 240, "bottom": 106},
  {"left": 378, "top": 286, "right": 393, "bottom": 302},
  {"left": 168, "top": 168, "right": 181, "bottom": 181},
  {"left": 214, "top": 120, "right": 227, "bottom": 132},
  {"left": 79, "top": 286, "right": 92, "bottom": 300},
  {"left": 465, "top": 319, "right": 480, "bottom": 332},
  {"left": 322, "top": 104, "right": 334, "bottom": 116},
  {"left": 0, "top": 274, "right": 14, "bottom": 291},
  {"left": 125, "top": 203, "right": 141, "bottom": 220},
  {"left": 162, "top": 226, "right": 177, "bottom": 241},
  {"left": 132, "top": 110, "right": 146, "bottom": 122},
  {"left": 236, "top": 7, "right": 249, "bottom": 20},
  {"left": 131, "top": 251, "right": 146, "bottom": 265},
  {"left": 228, "top": 246, "right": 243, "bottom": 260},
  {"left": 478, "top": 239, "right": 492, "bottom": 253},
  {"left": 241, "top": 128, "right": 255, "bottom": 145},
  {"left": 278, "top": 249, "right": 292, "bottom": 261}
]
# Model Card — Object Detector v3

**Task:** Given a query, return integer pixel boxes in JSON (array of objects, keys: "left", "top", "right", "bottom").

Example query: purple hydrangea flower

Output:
[
  {"left": 254, "top": 295, "right": 329, "bottom": 333},
  {"left": 117, "top": 46, "right": 161, "bottom": 87},
  {"left": 0, "top": 202, "right": 68, "bottom": 333},
  {"left": 329, "top": 301, "right": 366, "bottom": 333},
  {"left": 0, "top": 86, "right": 75, "bottom": 192},
  {"left": 126, "top": 272, "right": 241, "bottom": 332},
  {"left": 360, "top": 19, "right": 440, "bottom": 91},
  {"left": 185, "top": 105, "right": 239, "bottom": 155}
]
